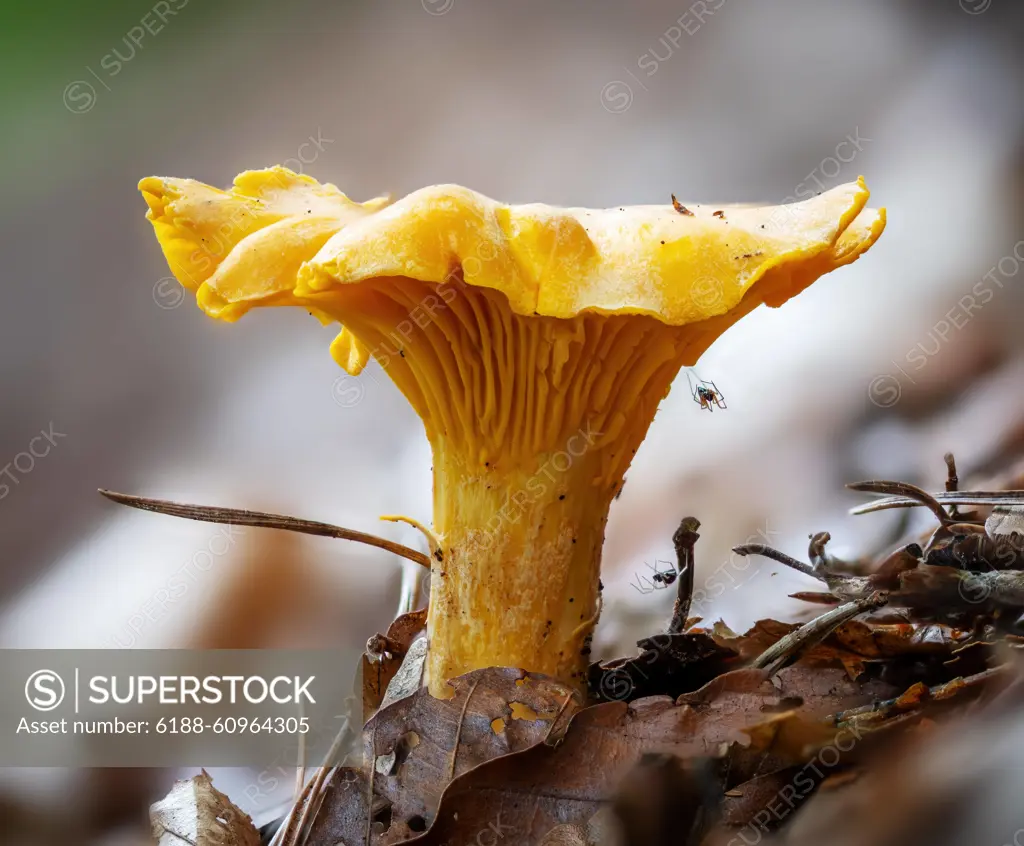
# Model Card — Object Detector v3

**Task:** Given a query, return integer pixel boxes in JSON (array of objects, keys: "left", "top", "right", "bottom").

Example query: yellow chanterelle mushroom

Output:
[{"left": 140, "top": 167, "right": 885, "bottom": 697}]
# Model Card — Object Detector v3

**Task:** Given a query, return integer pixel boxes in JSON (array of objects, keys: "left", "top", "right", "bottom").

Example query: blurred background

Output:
[{"left": 1, "top": 0, "right": 1023, "bottom": 841}]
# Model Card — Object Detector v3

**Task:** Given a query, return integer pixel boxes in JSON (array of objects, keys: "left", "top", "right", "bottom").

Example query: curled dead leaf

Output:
[
  {"left": 150, "top": 771, "right": 260, "bottom": 846},
  {"left": 311, "top": 667, "right": 581, "bottom": 844},
  {"left": 363, "top": 607, "right": 428, "bottom": 719},
  {"left": 393, "top": 668, "right": 886, "bottom": 846}
]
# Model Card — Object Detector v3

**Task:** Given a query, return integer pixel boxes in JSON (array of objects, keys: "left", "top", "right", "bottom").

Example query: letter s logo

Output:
[{"left": 25, "top": 670, "right": 66, "bottom": 712}]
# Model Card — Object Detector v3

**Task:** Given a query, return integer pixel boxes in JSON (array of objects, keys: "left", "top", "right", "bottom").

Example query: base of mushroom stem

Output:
[{"left": 424, "top": 449, "right": 617, "bottom": 698}]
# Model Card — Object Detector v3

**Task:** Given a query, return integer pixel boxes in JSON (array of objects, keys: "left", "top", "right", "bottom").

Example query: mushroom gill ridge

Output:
[{"left": 322, "top": 275, "right": 686, "bottom": 471}]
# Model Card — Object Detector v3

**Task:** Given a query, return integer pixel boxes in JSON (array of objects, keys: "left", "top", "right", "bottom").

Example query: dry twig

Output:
[
  {"left": 732, "top": 543, "right": 825, "bottom": 582},
  {"left": 99, "top": 489, "right": 430, "bottom": 568},
  {"left": 669, "top": 517, "right": 700, "bottom": 634},
  {"left": 752, "top": 593, "right": 888, "bottom": 675}
]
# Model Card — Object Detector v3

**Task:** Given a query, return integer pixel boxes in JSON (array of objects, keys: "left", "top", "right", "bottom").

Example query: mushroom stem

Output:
[
  {"left": 325, "top": 279, "right": 693, "bottom": 697},
  {"left": 428, "top": 439, "right": 616, "bottom": 695}
]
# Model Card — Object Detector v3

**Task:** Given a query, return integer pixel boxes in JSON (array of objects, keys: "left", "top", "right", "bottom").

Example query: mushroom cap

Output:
[{"left": 140, "top": 167, "right": 885, "bottom": 374}]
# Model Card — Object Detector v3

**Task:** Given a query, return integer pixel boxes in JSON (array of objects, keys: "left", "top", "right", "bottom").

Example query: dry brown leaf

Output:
[
  {"left": 748, "top": 663, "right": 897, "bottom": 735},
  {"left": 370, "top": 667, "right": 580, "bottom": 841},
  {"left": 835, "top": 666, "right": 1005, "bottom": 731},
  {"left": 305, "top": 768, "right": 375, "bottom": 846},
  {"left": 379, "top": 636, "right": 428, "bottom": 711},
  {"left": 362, "top": 607, "right": 429, "bottom": 720},
  {"left": 713, "top": 619, "right": 876, "bottom": 678},
  {"left": 772, "top": 670, "right": 1024, "bottom": 846},
  {"left": 539, "top": 809, "right": 620, "bottom": 846},
  {"left": 831, "top": 620, "right": 970, "bottom": 659},
  {"left": 740, "top": 712, "right": 846, "bottom": 762},
  {"left": 539, "top": 823, "right": 599, "bottom": 846},
  {"left": 719, "top": 768, "right": 802, "bottom": 828},
  {"left": 150, "top": 771, "right": 260, "bottom": 846},
  {"left": 710, "top": 620, "right": 796, "bottom": 662},
  {"left": 985, "top": 505, "right": 1024, "bottom": 537},
  {"left": 589, "top": 632, "right": 737, "bottom": 702},
  {"left": 396, "top": 667, "right": 884, "bottom": 846},
  {"left": 309, "top": 667, "right": 581, "bottom": 845},
  {"left": 708, "top": 618, "right": 968, "bottom": 681}
]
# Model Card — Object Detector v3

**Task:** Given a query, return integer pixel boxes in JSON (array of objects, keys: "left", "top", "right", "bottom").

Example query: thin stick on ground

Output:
[
  {"left": 944, "top": 452, "right": 959, "bottom": 493},
  {"left": 945, "top": 452, "right": 960, "bottom": 520},
  {"left": 830, "top": 665, "right": 1007, "bottom": 725},
  {"left": 848, "top": 489, "right": 1024, "bottom": 516},
  {"left": 669, "top": 517, "right": 700, "bottom": 634},
  {"left": 732, "top": 543, "right": 825, "bottom": 582},
  {"left": 294, "top": 701, "right": 307, "bottom": 807},
  {"left": 753, "top": 592, "right": 888, "bottom": 676},
  {"left": 269, "top": 776, "right": 315, "bottom": 846},
  {"left": 848, "top": 480, "right": 955, "bottom": 527},
  {"left": 98, "top": 489, "right": 430, "bottom": 568}
]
